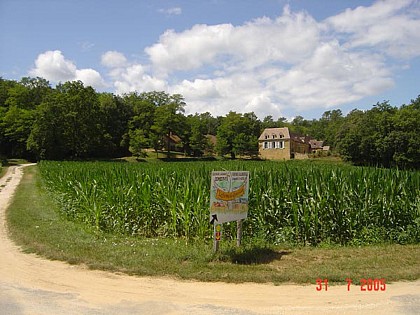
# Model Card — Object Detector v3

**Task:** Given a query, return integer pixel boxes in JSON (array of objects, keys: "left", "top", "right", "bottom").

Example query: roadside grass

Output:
[
  {"left": 4, "top": 158, "right": 30, "bottom": 166},
  {"left": 0, "top": 166, "right": 7, "bottom": 179},
  {"left": 6, "top": 165, "right": 420, "bottom": 285},
  {"left": 1, "top": 158, "right": 32, "bottom": 176}
]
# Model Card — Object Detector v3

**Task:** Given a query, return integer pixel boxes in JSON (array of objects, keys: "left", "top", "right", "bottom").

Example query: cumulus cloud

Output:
[
  {"left": 101, "top": 51, "right": 128, "bottom": 68},
  {"left": 75, "top": 69, "right": 106, "bottom": 89},
  {"left": 270, "top": 41, "right": 395, "bottom": 109},
  {"left": 30, "top": 50, "right": 76, "bottom": 82},
  {"left": 113, "top": 64, "right": 167, "bottom": 95},
  {"left": 146, "top": 7, "right": 320, "bottom": 76},
  {"left": 170, "top": 73, "right": 283, "bottom": 118},
  {"left": 32, "top": 1, "right": 419, "bottom": 118},
  {"left": 100, "top": 51, "right": 167, "bottom": 94},
  {"left": 30, "top": 50, "right": 106, "bottom": 89},
  {"left": 141, "top": 1, "right": 416, "bottom": 117},
  {"left": 325, "top": 0, "right": 420, "bottom": 58}
]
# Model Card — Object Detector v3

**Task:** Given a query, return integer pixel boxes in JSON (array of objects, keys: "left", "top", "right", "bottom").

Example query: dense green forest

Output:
[{"left": 0, "top": 77, "right": 419, "bottom": 168}]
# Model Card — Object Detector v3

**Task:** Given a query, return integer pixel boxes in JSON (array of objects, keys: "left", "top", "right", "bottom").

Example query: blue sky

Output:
[{"left": 1, "top": 0, "right": 419, "bottom": 119}]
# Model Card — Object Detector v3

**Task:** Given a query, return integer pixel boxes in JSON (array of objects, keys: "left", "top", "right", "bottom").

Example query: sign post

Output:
[
  {"left": 236, "top": 219, "right": 243, "bottom": 247},
  {"left": 214, "top": 223, "right": 221, "bottom": 252},
  {"left": 210, "top": 171, "right": 249, "bottom": 252}
]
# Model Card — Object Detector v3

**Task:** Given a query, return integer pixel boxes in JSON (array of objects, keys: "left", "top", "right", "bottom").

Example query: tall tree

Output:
[
  {"left": 1, "top": 105, "right": 35, "bottom": 157},
  {"left": 124, "top": 92, "right": 157, "bottom": 157},
  {"left": 28, "top": 81, "right": 104, "bottom": 159},
  {"left": 216, "top": 111, "right": 260, "bottom": 159},
  {"left": 386, "top": 97, "right": 420, "bottom": 168},
  {"left": 184, "top": 114, "right": 214, "bottom": 157},
  {"left": 336, "top": 109, "right": 365, "bottom": 164},
  {"left": 0, "top": 77, "right": 50, "bottom": 158},
  {"left": 290, "top": 115, "right": 311, "bottom": 135},
  {"left": 262, "top": 115, "right": 276, "bottom": 129},
  {"left": 336, "top": 99, "right": 419, "bottom": 168},
  {"left": 98, "top": 93, "right": 132, "bottom": 157},
  {"left": 151, "top": 94, "right": 186, "bottom": 157}
]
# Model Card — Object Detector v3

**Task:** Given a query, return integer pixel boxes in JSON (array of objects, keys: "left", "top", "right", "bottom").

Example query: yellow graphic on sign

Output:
[{"left": 215, "top": 184, "right": 245, "bottom": 201}]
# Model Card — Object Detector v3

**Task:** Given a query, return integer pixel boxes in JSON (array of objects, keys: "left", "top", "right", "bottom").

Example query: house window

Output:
[
  {"left": 265, "top": 135, "right": 269, "bottom": 139},
  {"left": 275, "top": 141, "right": 284, "bottom": 149},
  {"left": 264, "top": 141, "right": 269, "bottom": 149}
]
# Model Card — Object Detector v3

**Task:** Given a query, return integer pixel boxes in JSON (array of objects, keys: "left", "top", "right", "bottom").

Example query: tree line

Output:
[{"left": 0, "top": 77, "right": 418, "bottom": 168}]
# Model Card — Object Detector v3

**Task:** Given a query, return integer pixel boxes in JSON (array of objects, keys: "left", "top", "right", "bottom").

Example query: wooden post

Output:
[
  {"left": 213, "top": 223, "right": 221, "bottom": 252},
  {"left": 236, "top": 219, "right": 242, "bottom": 247},
  {"left": 213, "top": 238, "right": 219, "bottom": 252}
]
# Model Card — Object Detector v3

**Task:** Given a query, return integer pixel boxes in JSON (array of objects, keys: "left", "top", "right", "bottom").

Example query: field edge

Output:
[{"left": 5, "top": 165, "right": 420, "bottom": 285}]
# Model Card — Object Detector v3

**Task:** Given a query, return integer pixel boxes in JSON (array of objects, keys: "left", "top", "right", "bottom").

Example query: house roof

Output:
[
  {"left": 309, "top": 139, "right": 324, "bottom": 149},
  {"left": 290, "top": 133, "right": 311, "bottom": 144},
  {"left": 205, "top": 134, "right": 217, "bottom": 146},
  {"left": 258, "top": 127, "right": 290, "bottom": 141},
  {"left": 165, "top": 132, "right": 182, "bottom": 143}
]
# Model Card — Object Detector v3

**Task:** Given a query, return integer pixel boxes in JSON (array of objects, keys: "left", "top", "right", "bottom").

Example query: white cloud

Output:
[
  {"left": 142, "top": 1, "right": 410, "bottom": 118},
  {"left": 270, "top": 42, "right": 395, "bottom": 110},
  {"left": 325, "top": 0, "right": 420, "bottom": 58},
  {"left": 101, "top": 51, "right": 128, "bottom": 68},
  {"left": 75, "top": 69, "right": 106, "bottom": 89},
  {"left": 30, "top": 50, "right": 76, "bottom": 82},
  {"left": 158, "top": 7, "right": 182, "bottom": 16},
  {"left": 325, "top": 0, "right": 413, "bottom": 32},
  {"left": 152, "top": 1, "right": 417, "bottom": 118},
  {"left": 170, "top": 42, "right": 394, "bottom": 118},
  {"left": 145, "top": 24, "right": 234, "bottom": 75},
  {"left": 146, "top": 7, "right": 320, "bottom": 76},
  {"left": 170, "top": 73, "right": 282, "bottom": 118},
  {"left": 30, "top": 1, "right": 420, "bottom": 119},
  {"left": 100, "top": 52, "right": 167, "bottom": 94},
  {"left": 113, "top": 64, "right": 167, "bottom": 94},
  {"left": 30, "top": 50, "right": 106, "bottom": 89},
  {"left": 79, "top": 41, "right": 95, "bottom": 52}
]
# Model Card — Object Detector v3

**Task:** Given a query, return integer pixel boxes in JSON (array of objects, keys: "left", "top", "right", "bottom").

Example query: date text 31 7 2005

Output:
[{"left": 316, "top": 278, "right": 386, "bottom": 291}]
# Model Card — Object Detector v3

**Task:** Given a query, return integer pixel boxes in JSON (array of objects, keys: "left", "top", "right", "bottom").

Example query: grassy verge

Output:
[
  {"left": 6, "top": 165, "right": 420, "bottom": 285},
  {"left": 0, "top": 166, "right": 7, "bottom": 179}
]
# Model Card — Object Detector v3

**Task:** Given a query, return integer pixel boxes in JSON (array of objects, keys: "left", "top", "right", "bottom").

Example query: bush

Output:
[{"left": 0, "top": 155, "right": 7, "bottom": 166}]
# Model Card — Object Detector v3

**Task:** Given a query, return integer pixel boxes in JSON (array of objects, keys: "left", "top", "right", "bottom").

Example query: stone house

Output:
[{"left": 258, "top": 127, "right": 325, "bottom": 160}]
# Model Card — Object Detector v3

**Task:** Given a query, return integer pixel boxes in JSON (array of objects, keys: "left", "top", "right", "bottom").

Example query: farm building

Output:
[
  {"left": 258, "top": 127, "right": 328, "bottom": 160},
  {"left": 163, "top": 132, "right": 182, "bottom": 152},
  {"left": 309, "top": 139, "right": 324, "bottom": 153}
]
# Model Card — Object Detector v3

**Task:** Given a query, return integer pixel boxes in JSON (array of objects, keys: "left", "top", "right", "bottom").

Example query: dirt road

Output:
[{"left": 0, "top": 165, "right": 419, "bottom": 314}]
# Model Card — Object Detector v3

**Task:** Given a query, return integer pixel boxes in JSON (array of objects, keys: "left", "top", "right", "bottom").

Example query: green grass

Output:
[
  {"left": 0, "top": 166, "right": 7, "bottom": 179},
  {"left": 6, "top": 165, "right": 420, "bottom": 284},
  {"left": 4, "top": 158, "right": 29, "bottom": 165}
]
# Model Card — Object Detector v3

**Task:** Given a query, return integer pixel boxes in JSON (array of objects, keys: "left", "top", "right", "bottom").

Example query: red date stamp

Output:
[{"left": 316, "top": 278, "right": 386, "bottom": 291}]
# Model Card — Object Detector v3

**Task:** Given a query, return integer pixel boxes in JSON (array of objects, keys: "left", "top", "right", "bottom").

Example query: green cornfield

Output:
[{"left": 38, "top": 160, "right": 420, "bottom": 245}]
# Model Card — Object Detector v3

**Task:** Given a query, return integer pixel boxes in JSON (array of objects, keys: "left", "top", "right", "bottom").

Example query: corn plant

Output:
[{"left": 39, "top": 160, "right": 420, "bottom": 245}]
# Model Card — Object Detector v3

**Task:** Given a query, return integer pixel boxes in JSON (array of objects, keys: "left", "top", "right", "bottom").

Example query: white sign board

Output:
[{"left": 210, "top": 171, "right": 249, "bottom": 224}]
